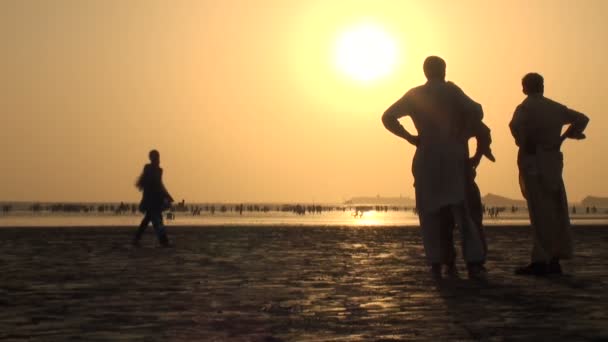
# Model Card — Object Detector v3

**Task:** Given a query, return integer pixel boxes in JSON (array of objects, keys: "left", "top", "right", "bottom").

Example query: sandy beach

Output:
[{"left": 1, "top": 225, "right": 606, "bottom": 341}]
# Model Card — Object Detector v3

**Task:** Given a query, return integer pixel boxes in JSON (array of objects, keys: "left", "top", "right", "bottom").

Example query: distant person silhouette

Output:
[
  {"left": 509, "top": 73, "right": 589, "bottom": 276},
  {"left": 133, "top": 150, "right": 174, "bottom": 247},
  {"left": 382, "top": 56, "right": 487, "bottom": 280}
]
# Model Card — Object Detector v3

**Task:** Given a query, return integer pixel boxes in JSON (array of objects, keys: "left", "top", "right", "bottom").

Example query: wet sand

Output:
[{"left": 1, "top": 225, "right": 607, "bottom": 341}]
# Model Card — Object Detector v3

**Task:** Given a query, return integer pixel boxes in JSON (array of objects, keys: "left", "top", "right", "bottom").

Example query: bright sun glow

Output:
[{"left": 334, "top": 23, "right": 398, "bottom": 83}]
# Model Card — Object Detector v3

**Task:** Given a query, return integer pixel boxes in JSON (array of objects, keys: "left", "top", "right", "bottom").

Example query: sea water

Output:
[{"left": 1, "top": 210, "right": 607, "bottom": 227}]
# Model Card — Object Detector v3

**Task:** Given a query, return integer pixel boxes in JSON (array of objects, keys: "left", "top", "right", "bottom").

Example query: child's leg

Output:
[{"left": 450, "top": 204, "right": 485, "bottom": 264}]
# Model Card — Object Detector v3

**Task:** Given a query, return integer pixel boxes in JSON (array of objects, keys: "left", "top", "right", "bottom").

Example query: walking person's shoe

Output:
[
  {"left": 467, "top": 263, "right": 487, "bottom": 281},
  {"left": 547, "top": 258, "right": 563, "bottom": 275},
  {"left": 514, "top": 262, "right": 547, "bottom": 276}
]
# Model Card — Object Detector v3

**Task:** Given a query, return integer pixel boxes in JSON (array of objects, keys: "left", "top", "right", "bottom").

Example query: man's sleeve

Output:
[
  {"left": 383, "top": 91, "right": 413, "bottom": 120},
  {"left": 509, "top": 105, "right": 526, "bottom": 147}
]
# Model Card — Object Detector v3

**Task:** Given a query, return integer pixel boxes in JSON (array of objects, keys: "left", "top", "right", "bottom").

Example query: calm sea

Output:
[{"left": 1, "top": 210, "right": 607, "bottom": 227}]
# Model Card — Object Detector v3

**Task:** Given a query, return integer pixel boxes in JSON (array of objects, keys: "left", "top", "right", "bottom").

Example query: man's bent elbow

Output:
[{"left": 381, "top": 112, "right": 395, "bottom": 130}]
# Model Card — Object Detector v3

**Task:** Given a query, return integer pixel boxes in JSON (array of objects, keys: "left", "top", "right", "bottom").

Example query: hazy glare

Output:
[{"left": 1, "top": 0, "right": 607, "bottom": 203}]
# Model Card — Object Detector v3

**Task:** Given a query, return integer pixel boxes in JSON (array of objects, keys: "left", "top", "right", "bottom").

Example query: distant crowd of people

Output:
[{"left": 5, "top": 202, "right": 604, "bottom": 217}]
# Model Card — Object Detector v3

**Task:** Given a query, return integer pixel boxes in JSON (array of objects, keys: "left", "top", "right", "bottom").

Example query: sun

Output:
[{"left": 334, "top": 23, "right": 398, "bottom": 83}]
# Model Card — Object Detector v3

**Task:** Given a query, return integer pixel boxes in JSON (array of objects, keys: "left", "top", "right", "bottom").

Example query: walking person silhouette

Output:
[{"left": 133, "top": 150, "right": 174, "bottom": 247}]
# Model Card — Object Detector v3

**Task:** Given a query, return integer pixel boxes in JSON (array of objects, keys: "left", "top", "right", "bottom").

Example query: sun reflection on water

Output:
[{"left": 352, "top": 210, "right": 382, "bottom": 226}]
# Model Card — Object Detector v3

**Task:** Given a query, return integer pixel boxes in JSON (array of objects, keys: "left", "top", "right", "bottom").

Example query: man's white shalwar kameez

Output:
[
  {"left": 383, "top": 80, "right": 486, "bottom": 264},
  {"left": 510, "top": 94, "right": 589, "bottom": 263}
]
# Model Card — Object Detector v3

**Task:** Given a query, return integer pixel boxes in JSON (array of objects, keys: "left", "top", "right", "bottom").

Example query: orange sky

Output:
[{"left": 1, "top": 0, "right": 607, "bottom": 203}]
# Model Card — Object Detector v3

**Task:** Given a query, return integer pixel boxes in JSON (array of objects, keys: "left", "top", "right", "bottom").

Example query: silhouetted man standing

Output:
[
  {"left": 133, "top": 150, "right": 174, "bottom": 247},
  {"left": 382, "top": 56, "right": 487, "bottom": 279},
  {"left": 510, "top": 73, "right": 589, "bottom": 275}
]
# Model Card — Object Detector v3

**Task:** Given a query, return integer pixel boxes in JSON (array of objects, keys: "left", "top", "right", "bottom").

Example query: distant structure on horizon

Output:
[
  {"left": 581, "top": 196, "right": 608, "bottom": 208},
  {"left": 480, "top": 193, "right": 527, "bottom": 207}
]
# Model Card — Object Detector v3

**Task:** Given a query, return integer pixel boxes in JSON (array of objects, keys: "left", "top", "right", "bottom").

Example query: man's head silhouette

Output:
[
  {"left": 522, "top": 73, "right": 544, "bottom": 95},
  {"left": 423, "top": 56, "right": 446, "bottom": 81},
  {"left": 149, "top": 150, "right": 160, "bottom": 166}
]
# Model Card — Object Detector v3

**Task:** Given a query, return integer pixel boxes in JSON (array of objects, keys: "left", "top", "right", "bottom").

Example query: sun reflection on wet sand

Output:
[{"left": 349, "top": 209, "right": 387, "bottom": 226}]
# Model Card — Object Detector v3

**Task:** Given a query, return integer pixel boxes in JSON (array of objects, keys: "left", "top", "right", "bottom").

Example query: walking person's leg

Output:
[
  {"left": 133, "top": 212, "right": 152, "bottom": 246},
  {"left": 150, "top": 210, "right": 170, "bottom": 247}
]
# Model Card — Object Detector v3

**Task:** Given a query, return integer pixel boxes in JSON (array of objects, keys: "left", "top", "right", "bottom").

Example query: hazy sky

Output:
[{"left": 1, "top": 0, "right": 607, "bottom": 203}]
